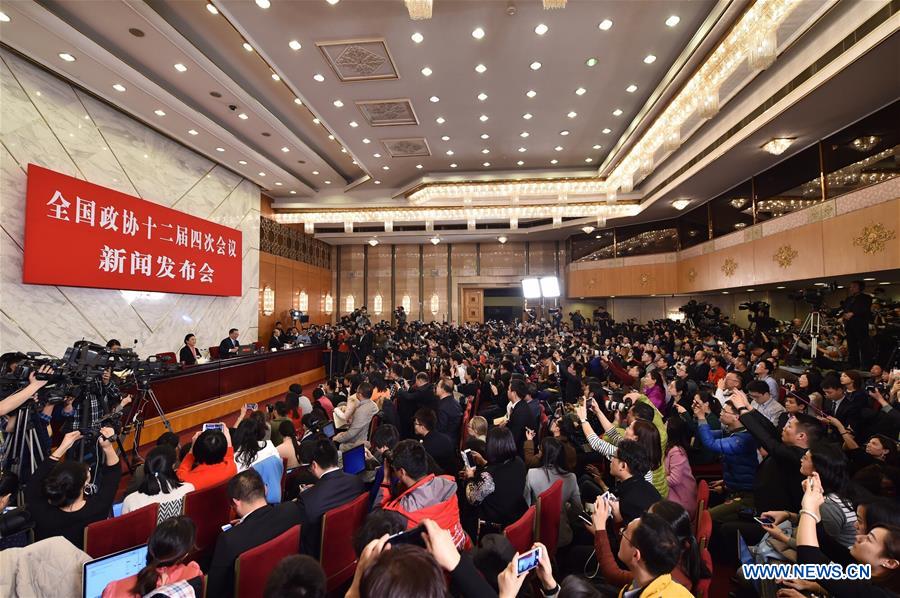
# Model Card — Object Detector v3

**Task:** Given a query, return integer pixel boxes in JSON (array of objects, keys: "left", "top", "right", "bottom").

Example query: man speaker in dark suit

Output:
[
  {"left": 218, "top": 328, "right": 240, "bottom": 359},
  {"left": 206, "top": 470, "right": 301, "bottom": 598},
  {"left": 295, "top": 439, "right": 365, "bottom": 558}
]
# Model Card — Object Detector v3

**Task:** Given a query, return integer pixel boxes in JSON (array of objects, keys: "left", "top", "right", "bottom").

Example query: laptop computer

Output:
[
  {"left": 737, "top": 533, "right": 761, "bottom": 593},
  {"left": 321, "top": 421, "right": 336, "bottom": 439},
  {"left": 111, "top": 502, "right": 123, "bottom": 517},
  {"left": 83, "top": 544, "right": 148, "bottom": 598},
  {"left": 342, "top": 444, "right": 366, "bottom": 475}
]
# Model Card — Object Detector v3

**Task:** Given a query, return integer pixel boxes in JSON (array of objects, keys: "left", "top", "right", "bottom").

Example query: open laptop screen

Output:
[
  {"left": 83, "top": 544, "right": 148, "bottom": 598},
  {"left": 342, "top": 444, "right": 366, "bottom": 475}
]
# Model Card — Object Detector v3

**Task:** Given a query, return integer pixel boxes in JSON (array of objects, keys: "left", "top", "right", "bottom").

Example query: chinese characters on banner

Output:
[{"left": 23, "top": 164, "right": 243, "bottom": 296}]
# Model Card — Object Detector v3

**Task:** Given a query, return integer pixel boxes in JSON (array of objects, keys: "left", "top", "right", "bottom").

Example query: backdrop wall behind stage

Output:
[{"left": 0, "top": 48, "right": 261, "bottom": 358}]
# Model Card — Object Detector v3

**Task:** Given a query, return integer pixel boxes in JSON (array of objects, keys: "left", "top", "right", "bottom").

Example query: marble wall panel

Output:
[{"left": 0, "top": 48, "right": 260, "bottom": 358}]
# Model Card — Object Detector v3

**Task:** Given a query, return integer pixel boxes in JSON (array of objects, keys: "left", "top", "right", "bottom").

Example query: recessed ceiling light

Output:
[
  {"left": 582, "top": 226, "right": 595, "bottom": 234},
  {"left": 479, "top": 114, "right": 489, "bottom": 122},
  {"left": 776, "top": 286, "right": 785, "bottom": 289},
  {"left": 416, "top": 164, "right": 423, "bottom": 169},
  {"left": 450, "top": 163, "right": 458, "bottom": 168},
  {"left": 575, "top": 87, "right": 586, "bottom": 96},
  {"left": 154, "top": 109, "right": 166, "bottom": 116},
  {"left": 554, "top": 146, "right": 563, "bottom": 151},
  {"left": 289, "top": 40, "right": 302, "bottom": 51},
  {"left": 567, "top": 111, "right": 577, "bottom": 118},
  {"left": 559, "top": 130, "right": 569, "bottom": 136},
  {"left": 472, "top": 27, "right": 485, "bottom": 39},
  {"left": 281, "top": 146, "right": 290, "bottom": 152},
  {"left": 441, "top": 135, "right": 450, "bottom": 141},
  {"left": 613, "top": 108, "right": 623, "bottom": 116},
  {"left": 530, "top": 61, "right": 542, "bottom": 70},
  {"left": 205, "top": 4, "right": 218, "bottom": 15},
  {"left": 483, "top": 162, "right": 490, "bottom": 167},
  {"left": 362, "top": 138, "right": 371, "bottom": 144},
  {"left": 475, "top": 63, "right": 487, "bottom": 73},
  {"left": 243, "top": 42, "right": 253, "bottom": 52},
  {"left": 411, "top": 32, "right": 424, "bottom": 43},
  {"left": 349, "top": 121, "right": 358, "bottom": 127},
  {"left": 255, "top": 0, "right": 270, "bottom": 8},
  {"left": 313, "top": 73, "right": 325, "bottom": 82},
  {"left": 429, "top": 96, "right": 440, "bottom": 103},
  {"left": 435, "top": 116, "right": 445, "bottom": 124},
  {"left": 312, "top": 118, "right": 320, "bottom": 124},
  {"left": 294, "top": 98, "right": 302, "bottom": 105},
  {"left": 216, "top": 147, "right": 225, "bottom": 152},
  {"left": 878, "top": 281, "right": 890, "bottom": 285},
  {"left": 271, "top": 72, "right": 280, "bottom": 81},
  {"left": 238, "top": 113, "right": 248, "bottom": 120},
  {"left": 274, "top": 182, "right": 282, "bottom": 186},
  {"left": 188, "top": 129, "right": 198, "bottom": 135},
  {"left": 373, "top": 153, "right": 382, "bottom": 158},
  {"left": 585, "top": 158, "right": 593, "bottom": 163},
  {"left": 312, "top": 170, "right": 319, "bottom": 175},
  {"left": 598, "top": 19, "right": 613, "bottom": 30},
  {"left": 382, "top": 166, "right": 390, "bottom": 171},
  {"left": 481, "top": 149, "right": 490, "bottom": 154},
  {"left": 112, "top": 84, "right": 126, "bottom": 92},
  {"left": 518, "top": 147, "right": 527, "bottom": 153},
  {"left": 602, "top": 128, "right": 611, "bottom": 134},
  {"left": 58, "top": 53, "right": 76, "bottom": 62},
  {"left": 862, "top": 277, "right": 876, "bottom": 281},
  {"left": 526, "top": 90, "right": 537, "bottom": 98},
  {"left": 239, "top": 160, "right": 248, "bottom": 165},
  {"left": 516, "top": 161, "right": 524, "bottom": 166},
  {"left": 324, "top": 180, "right": 331, "bottom": 184},
  {"left": 421, "top": 66, "right": 432, "bottom": 76},
  {"left": 672, "top": 199, "right": 691, "bottom": 210},
  {"left": 481, "top": 133, "right": 490, "bottom": 140},
  {"left": 290, "top": 190, "right": 297, "bottom": 194},
  {"left": 643, "top": 54, "right": 657, "bottom": 64},
  {"left": 326, "top": 0, "right": 339, "bottom": 5},
  {"left": 625, "top": 84, "right": 637, "bottom": 93},
  {"left": 327, "top": 134, "right": 334, "bottom": 141},
  {"left": 446, "top": 150, "right": 454, "bottom": 156},
  {"left": 333, "top": 99, "right": 344, "bottom": 107},
  {"left": 550, "top": 159, "right": 558, "bottom": 164},
  {"left": 498, "top": 235, "right": 508, "bottom": 243},
  {"left": 522, "top": 113, "right": 533, "bottom": 120},
  {"left": 534, "top": 23, "right": 549, "bottom": 35},
  {"left": 585, "top": 57, "right": 598, "bottom": 67},
  {"left": 665, "top": 15, "right": 681, "bottom": 27},
  {"left": 477, "top": 92, "right": 488, "bottom": 101},
  {"left": 592, "top": 144, "right": 602, "bottom": 150},
  {"left": 761, "top": 138, "right": 795, "bottom": 155},
  {"left": 520, "top": 131, "right": 529, "bottom": 138}
]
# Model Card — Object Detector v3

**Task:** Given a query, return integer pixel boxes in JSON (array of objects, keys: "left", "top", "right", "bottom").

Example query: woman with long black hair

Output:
[
  {"left": 122, "top": 445, "right": 193, "bottom": 521},
  {"left": 524, "top": 437, "right": 582, "bottom": 547}
]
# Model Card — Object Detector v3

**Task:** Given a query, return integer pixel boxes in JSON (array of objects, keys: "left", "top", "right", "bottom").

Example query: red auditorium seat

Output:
[
  {"left": 696, "top": 479, "right": 709, "bottom": 523},
  {"left": 234, "top": 525, "right": 301, "bottom": 598},
  {"left": 697, "top": 509, "right": 712, "bottom": 551},
  {"left": 208, "top": 346, "right": 220, "bottom": 360},
  {"left": 155, "top": 351, "right": 177, "bottom": 364},
  {"left": 504, "top": 506, "right": 536, "bottom": 554},
  {"left": 695, "top": 547, "right": 713, "bottom": 597},
  {"left": 84, "top": 503, "right": 158, "bottom": 558},
  {"left": 321, "top": 493, "right": 369, "bottom": 592},
  {"left": 183, "top": 480, "right": 232, "bottom": 559},
  {"left": 535, "top": 479, "right": 563, "bottom": 558}
]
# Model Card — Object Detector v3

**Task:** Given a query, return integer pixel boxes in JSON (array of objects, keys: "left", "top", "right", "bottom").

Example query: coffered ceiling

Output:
[{"left": 1, "top": 0, "right": 896, "bottom": 244}]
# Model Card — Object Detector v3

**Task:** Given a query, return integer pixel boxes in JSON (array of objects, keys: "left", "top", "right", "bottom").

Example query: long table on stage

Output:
[{"left": 125, "top": 345, "right": 324, "bottom": 446}]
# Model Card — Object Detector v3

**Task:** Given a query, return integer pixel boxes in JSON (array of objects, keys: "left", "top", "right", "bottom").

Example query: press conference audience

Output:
[
  {"left": 121, "top": 445, "right": 194, "bottom": 521},
  {"left": 176, "top": 426, "right": 237, "bottom": 490}
]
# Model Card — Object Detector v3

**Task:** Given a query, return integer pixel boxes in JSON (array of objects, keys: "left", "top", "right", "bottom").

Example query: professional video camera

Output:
[
  {"left": 740, "top": 300, "right": 777, "bottom": 332},
  {"left": 548, "top": 307, "right": 563, "bottom": 325},
  {"left": 524, "top": 308, "right": 537, "bottom": 323}
]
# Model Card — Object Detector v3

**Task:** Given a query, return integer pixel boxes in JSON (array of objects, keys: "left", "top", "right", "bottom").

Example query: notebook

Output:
[{"left": 83, "top": 544, "right": 148, "bottom": 598}]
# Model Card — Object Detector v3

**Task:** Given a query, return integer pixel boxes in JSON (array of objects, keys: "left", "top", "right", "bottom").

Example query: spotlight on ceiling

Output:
[
  {"left": 761, "top": 137, "right": 795, "bottom": 155},
  {"left": 672, "top": 199, "right": 691, "bottom": 210}
]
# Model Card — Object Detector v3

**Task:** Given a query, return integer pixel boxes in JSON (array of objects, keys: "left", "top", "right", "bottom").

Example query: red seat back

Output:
[
  {"left": 235, "top": 525, "right": 301, "bottom": 598},
  {"left": 504, "top": 506, "right": 536, "bottom": 554},
  {"left": 321, "top": 493, "right": 369, "bottom": 592},
  {"left": 694, "top": 548, "right": 713, "bottom": 597},
  {"left": 155, "top": 352, "right": 177, "bottom": 364},
  {"left": 695, "top": 480, "right": 709, "bottom": 523},
  {"left": 208, "top": 346, "right": 220, "bottom": 359},
  {"left": 183, "top": 480, "right": 232, "bottom": 557},
  {"left": 368, "top": 414, "right": 381, "bottom": 443},
  {"left": 535, "top": 480, "right": 564, "bottom": 558},
  {"left": 697, "top": 509, "right": 712, "bottom": 551},
  {"left": 84, "top": 503, "right": 158, "bottom": 558}
]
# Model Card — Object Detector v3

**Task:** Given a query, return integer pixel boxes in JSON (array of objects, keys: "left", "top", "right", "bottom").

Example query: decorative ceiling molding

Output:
[
  {"left": 382, "top": 138, "right": 431, "bottom": 158},
  {"left": 356, "top": 99, "right": 419, "bottom": 127},
  {"left": 316, "top": 38, "right": 399, "bottom": 82}
]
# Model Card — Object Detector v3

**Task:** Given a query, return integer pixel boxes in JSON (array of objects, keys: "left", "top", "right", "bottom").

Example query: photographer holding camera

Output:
[
  {"left": 841, "top": 280, "right": 874, "bottom": 369},
  {"left": 59, "top": 366, "right": 131, "bottom": 462}
]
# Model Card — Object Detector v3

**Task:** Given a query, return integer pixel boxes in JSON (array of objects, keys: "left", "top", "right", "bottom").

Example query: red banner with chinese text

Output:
[{"left": 23, "top": 164, "right": 242, "bottom": 296}]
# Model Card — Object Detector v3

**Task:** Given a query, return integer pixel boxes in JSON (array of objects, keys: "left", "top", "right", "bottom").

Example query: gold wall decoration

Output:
[
  {"left": 640, "top": 273, "right": 650, "bottom": 285},
  {"left": 852, "top": 223, "right": 896, "bottom": 255},
  {"left": 721, "top": 257, "right": 737, "bottom": 277},
  {"left": 773, "top": 245, "right": 798, "bottom": 268},
  {"left": 687, "top": 268, "right": 697, "bottom": 282}
]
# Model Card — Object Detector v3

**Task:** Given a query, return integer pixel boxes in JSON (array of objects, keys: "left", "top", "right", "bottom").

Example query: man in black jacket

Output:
[
  {"left": 296, "top": 439, "right": 366, "bottom": 557},
  {"left": 560, "top": 360, "right": 584, "bottom": 404},
  {"left": 842, "top": 280, "right": 873, "bottom": 369},
  {"left": 207, "top": 470, "right": 301, "bottom": 598},
  {"left": 506, "top": 379, "right": 537, "bottom": 457},
  {"left": 434, "top": 378, "right": 462, "bottom": 441},
  {"left": 218, "top": 328, "right": 240, "bottom": 359},
  {"left": 415, "top": 408, "right": 456, "bottom": 475},
  {"left": 609, "top": 439, "right": 661, "bottom": 524},
  {"left": 397, "top": 372, "right": 437, "bottom": 439},
  {"left": 821, "top": 374, "right": 865, "bottom": 433}
]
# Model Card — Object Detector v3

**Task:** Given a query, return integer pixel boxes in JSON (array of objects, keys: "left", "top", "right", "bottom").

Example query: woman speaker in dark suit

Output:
[{"left": 179, "top": 333, "right": 201, "bottom": 365}]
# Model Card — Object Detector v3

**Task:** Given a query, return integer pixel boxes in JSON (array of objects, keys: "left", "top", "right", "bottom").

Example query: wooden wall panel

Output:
[
  {"left": 258, "top": 251, "right": 334, "bottom": 339},
  {"left": 752, "top": 223, "right": 824, "bottom": 285},
  {"left": 822, "top": 200, "right": 900, "bottom": 277}
]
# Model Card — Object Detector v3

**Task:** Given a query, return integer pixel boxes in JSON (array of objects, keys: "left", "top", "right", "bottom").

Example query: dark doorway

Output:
[{"left": 483, "top": 287, "right": 524, "bottom": 323}]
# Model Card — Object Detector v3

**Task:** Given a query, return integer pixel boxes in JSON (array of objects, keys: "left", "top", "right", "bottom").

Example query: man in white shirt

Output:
[
  {"left": 746, "top": 380, "right": 785, "bottom": 427},
  {"left": 714, "top": 372, "right": 743, "bottom": 406},
  {"left": 754, "top": 359, "right": 780, "bottom": 401}
]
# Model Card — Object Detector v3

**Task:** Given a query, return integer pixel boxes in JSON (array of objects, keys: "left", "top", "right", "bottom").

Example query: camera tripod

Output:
[
  {"left": 789, "top": 309, "right": 824, "bottom": 359},
  {"left": 1, "top": 400, "right": 49, "bottom": 479},
  {"left": 120, "top": 380, "right": 172, "bottom": 469}
]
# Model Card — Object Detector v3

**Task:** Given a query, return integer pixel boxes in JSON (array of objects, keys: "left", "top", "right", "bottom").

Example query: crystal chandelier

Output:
[
  {"left": 543, "top": 0, "right": 567, "bottom": 8},
  {"left": 405, "top": 0, "right": 432, "bottom": 20},
  {"left": 747, "top": 30, "right": 777, "bottom": 71},
  {"left": 697, "top": 88, "right": 720, "bottom": 119}
]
